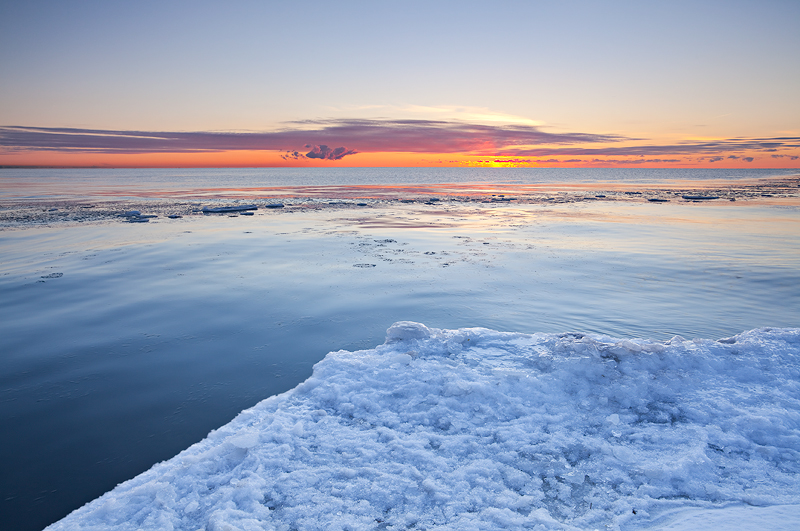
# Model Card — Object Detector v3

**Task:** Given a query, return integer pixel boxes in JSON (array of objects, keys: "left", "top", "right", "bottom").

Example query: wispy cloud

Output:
[
  {"left": 327, "top": 105, "right": 545, "bottom": 127},
  {"left": 502, "top": 137, "right": 800, "bottom": 157},
  {"left": 398, "top": 105, "right": 545, "bottom": 126}
]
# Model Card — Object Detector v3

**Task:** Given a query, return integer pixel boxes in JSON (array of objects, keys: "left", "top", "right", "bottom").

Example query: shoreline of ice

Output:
[
  {"left": 2, "top": 172, "right": 800, "bottom": 230},
  {"left": 47, "top": 323, "right": 800, "bottom": 530}
]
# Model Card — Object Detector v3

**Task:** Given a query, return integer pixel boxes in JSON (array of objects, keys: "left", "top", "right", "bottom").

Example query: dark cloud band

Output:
[
  {"left": 0, "top": 120, "right": 623, "bottom": 159},
  {"left": 1, "top": 121, "right": 797, "bottom": 161}
]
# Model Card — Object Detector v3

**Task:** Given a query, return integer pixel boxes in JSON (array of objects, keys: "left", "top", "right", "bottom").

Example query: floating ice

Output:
[
  {"left": 47, "top": 325, "right": 800, "bottom": 531},
  {"left": 201, "top": 205, "right": 258, "bottom": 213}
]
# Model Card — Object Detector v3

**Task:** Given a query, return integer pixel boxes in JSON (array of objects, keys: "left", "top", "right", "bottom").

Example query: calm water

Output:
[
  {"left": 2, "top": 167, "right": 799, "bottom": 201},
  {"left": 1, "top": 168, "right": 799, "bottom": 530}
]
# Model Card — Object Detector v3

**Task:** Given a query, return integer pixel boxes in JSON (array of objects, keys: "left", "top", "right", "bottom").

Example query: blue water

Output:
[{"left": 1, "top": 168, "right": 799, "bottom": 530}]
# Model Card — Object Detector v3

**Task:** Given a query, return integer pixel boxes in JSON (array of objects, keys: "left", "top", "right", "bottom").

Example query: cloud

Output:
[
  {"left": 0, "top": 121, "right": 625, "bottom": 158},
  {"left": 742, "top": 157, "right": 754, "bottom": 162},
  {"left": 523, "top": 157, "right": 680, "bottom": 165},
  {"left": 772, "top": 154, "right": 800, "bottom": 160},
  {"left": 276, "top": 119, "right": 624, "bottom": 154},
  {"left": 707, "top": 156, "right": 725, "bottom": 162},
  {"left": 281, "top": 151, "right": 303, "bottom": 160},
  {"left": 333, "top": 104, "right": 545, "bottom": 127},
  {"left": 397, "top": 105, "right": 544, "bottom": 126},
  {"left": 303, "top": 145, "right": 357, "bottom": 160},
  {"left": 588, "top": 158, "right": 682, "bottom": 165},
  {"left": 502, "top": 137, "right": 800, "bottom": 157},
  {"left": 1, "top": 122, "right": 798, "bottom": 163}
]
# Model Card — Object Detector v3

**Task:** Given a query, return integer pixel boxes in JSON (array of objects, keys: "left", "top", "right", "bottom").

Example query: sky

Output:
[{"left": 0, "top": 0, "right": 798, "bottom": 168}]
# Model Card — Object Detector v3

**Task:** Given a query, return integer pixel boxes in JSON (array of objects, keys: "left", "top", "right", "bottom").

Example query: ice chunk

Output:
[
  {"left": 385, "top": 321, "right": 432, "bottom": 342},
  {"left": 228, "top": 431, "right": 259, "bottom": 449}
]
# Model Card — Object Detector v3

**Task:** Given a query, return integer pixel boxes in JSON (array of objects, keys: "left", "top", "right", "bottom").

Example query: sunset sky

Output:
[{"left": 1, "top": 0, "right": 798, "bottom": 168}]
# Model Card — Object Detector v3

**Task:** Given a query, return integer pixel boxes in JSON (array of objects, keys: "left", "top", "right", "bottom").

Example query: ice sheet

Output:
[{"left": 47, "top": 323, "right": 800, "bottom": 531}]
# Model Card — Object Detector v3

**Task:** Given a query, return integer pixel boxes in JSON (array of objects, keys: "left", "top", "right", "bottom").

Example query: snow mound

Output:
[{"left": 48, "top": 324, "right": 800, "bottom": 531}]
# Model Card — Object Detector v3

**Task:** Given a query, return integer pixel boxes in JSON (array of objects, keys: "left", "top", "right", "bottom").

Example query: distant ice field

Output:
[
  {"left": 46, "top": 323, "right": 800, "bottom": 530},
  {"left": 1, "top": 168, "right": 799, "bottom": 530}
]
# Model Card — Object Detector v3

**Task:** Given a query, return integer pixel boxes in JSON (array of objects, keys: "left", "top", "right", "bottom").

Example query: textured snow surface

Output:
[{"left": 48, "top": 323, "right": 800, "bottom": 531}]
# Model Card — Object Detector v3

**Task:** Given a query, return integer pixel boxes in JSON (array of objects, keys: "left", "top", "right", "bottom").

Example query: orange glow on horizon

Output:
[{"left": 0, "top": 149, "right": 797, "bottom": 169}]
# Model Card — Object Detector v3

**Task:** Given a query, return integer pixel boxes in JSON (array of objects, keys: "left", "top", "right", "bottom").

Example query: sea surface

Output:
[
  {"left": 2, "top": 167, "right": 800, "bottom": 201},
  {"left": 1, "top": 168, "right": 799, "bottom": 530}
]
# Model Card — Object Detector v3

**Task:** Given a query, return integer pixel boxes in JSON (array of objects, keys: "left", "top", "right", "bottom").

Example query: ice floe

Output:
[{"left": 47, "top": 324, "right": 800, "bottom": 530}]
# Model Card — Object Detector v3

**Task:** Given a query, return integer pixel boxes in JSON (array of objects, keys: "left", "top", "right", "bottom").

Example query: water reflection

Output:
[
  {"left": 2, "top": 167, "right": 799, "bottom": 203},
  {"left": 1, "top": 197, "right": 799, "bottom": 531}
]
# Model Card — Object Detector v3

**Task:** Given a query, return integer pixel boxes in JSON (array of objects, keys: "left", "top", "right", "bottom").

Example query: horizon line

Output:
[{"left": 2, "top": 165, "right": 799, "bottom": 172}]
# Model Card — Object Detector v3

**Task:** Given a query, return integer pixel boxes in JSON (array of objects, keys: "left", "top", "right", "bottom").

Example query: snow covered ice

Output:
[{"left": 48, "top": 323, "right": 800, "bottom": 531}]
